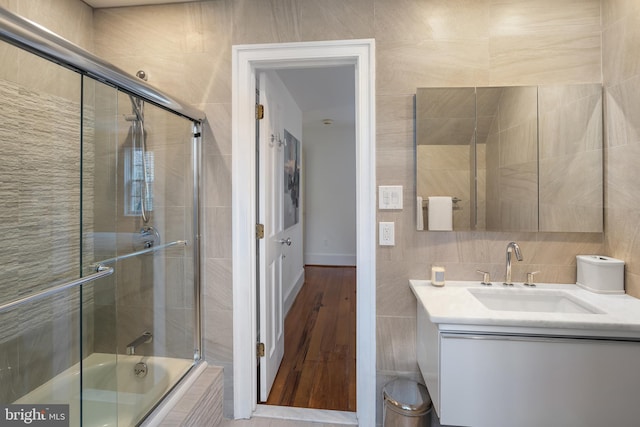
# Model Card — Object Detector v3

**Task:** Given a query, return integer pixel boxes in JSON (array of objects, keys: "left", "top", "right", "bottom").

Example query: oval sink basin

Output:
[{"left": 468, "top": 288, "right": 604, "bottom": 314}]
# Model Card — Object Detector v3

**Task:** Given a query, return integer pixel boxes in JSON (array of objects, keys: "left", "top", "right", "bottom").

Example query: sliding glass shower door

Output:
[
  {"left": 0, "top": 13, "right": 201, "bottom": 423},
  {"left": 81, "top": 77, "right": 199, "bottom": 426},
  {"left": 0, "top": 42, "right": 87, "bottom": 420}
]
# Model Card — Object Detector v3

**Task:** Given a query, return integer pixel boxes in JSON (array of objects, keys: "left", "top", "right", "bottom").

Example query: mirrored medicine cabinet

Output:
[{"left": 416, "top": 84, "right": 603, "bottom": 233}]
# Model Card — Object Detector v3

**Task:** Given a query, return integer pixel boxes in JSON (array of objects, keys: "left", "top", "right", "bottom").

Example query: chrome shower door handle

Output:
[{"left": 278, "top": 237, "right": 292, "bottom": 246}]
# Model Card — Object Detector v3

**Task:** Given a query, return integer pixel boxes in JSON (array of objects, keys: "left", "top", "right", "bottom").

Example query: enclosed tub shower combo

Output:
[{"left": 0, "top": 6, "right": 205, "bottom": 426}]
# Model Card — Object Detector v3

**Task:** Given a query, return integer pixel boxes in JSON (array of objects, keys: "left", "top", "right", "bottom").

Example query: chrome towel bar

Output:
[
  {"left": 422, "top": 197, "right": 462, "bottom": 206},
  {"left": 0, "top": 266, "right": 114, "bottom": 314},
  {"left": 93, "top": 239, "right": 188, "bottom": 270}
]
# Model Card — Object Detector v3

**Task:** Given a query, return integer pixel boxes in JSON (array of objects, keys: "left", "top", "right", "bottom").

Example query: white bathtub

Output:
[{"left": 15, "top": 353, "right": 194, "bottom": 427}]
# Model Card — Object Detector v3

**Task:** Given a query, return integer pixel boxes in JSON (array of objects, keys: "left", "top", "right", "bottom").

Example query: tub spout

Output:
[{"left": 126, "top": 331, "right": 153, "bottom": 355}]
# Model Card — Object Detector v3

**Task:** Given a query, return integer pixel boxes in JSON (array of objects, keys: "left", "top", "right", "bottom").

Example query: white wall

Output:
[{"left": 303, "top": 117, "right": 356, "bottom": 266}]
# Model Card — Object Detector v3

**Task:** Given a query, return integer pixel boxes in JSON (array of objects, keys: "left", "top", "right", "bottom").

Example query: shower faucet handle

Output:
[{"left": 476, "top": 270, "right": 492, "bottom": 286}]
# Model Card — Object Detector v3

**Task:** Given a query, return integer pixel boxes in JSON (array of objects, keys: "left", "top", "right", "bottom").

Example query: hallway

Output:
[{"left": 265, "top": 265, "right": 356, "bottom": 411}]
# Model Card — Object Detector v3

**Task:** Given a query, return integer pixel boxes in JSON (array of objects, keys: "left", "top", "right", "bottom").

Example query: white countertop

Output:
[{"left": 409, "top": 279, "right": 640, "bottom": 338}]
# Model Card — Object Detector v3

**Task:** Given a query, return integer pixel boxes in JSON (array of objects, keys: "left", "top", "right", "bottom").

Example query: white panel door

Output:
[{"left": 258, "top": 71, "right": 286, "bottom": 402}]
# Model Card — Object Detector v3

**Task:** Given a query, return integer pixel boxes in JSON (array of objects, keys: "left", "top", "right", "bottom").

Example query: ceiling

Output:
[
  {"left": 276, "top": 66, "right": 355, "bottom": 127},
  {"left": 83, "top": 0, "right": 193, "bottom": 8}
]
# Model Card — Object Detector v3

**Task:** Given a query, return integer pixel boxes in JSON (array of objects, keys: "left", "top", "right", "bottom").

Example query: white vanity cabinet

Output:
[{"left": 418, "top": 306, "right": 640, "bottom": 426}]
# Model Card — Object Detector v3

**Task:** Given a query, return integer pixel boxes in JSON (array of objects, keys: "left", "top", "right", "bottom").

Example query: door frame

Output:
[{"left": 231, "top": 39, "right": 376, "bottom": 425}]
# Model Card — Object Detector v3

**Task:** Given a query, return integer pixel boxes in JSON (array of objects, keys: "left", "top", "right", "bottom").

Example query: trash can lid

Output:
[{"left": 383, "top": 378, "right": 431, "bottom": 412}]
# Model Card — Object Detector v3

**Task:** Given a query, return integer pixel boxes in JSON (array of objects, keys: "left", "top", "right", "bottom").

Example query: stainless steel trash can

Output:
[{"left": 383, "top": 378, "right": 431, "bottom": 427}]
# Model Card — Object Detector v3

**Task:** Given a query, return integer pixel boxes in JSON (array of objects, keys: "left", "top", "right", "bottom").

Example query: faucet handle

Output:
[
  {"left": 476, "top": 270, "right": 492, "bottom": 286},
  {"left": 524, "top": 271, "right": 540, "bottom": 287}
]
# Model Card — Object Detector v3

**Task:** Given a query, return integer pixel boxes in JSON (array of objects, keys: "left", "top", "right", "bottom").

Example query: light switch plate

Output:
[
  {"left": 379, "top": 185, "right": 403, "bottom": 210},
  {"left": 379, "top": 222, "right": 395, "bottom": 246}
]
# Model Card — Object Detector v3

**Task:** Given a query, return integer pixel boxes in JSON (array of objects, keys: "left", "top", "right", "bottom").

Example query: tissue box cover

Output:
[{"left": 576, "top": 255, "right": 624, "bottom": 294}]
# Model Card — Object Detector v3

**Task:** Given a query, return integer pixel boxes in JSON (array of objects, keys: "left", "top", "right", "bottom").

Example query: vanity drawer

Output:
[{"left": 439, "top": 334, "right": 640, "bottom": 427}]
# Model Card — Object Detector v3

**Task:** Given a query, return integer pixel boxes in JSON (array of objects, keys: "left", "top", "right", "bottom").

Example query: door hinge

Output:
[
  {"left": 256, "top": 223, "right": 264, "bottom": 239},
  {"left": 256, "top": 104, "right": 264, "bottom": 120},
  {"left": 257, "top": 342, "right": 265, "bottom": 357}
]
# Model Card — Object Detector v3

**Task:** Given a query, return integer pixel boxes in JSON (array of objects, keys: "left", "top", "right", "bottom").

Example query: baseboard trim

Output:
[
  {"left": 284, "top": 268, "right": 305, "bottom": 316},
  {"left": 304, "top": 253, "right": 356, "bottom": 266}
]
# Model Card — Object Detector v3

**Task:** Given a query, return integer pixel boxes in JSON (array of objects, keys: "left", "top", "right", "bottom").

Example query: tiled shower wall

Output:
[
  {"left": 0, "top": 0, "right": 94, "bottom": 403},
  {"left": 91, "top": 0, "right": 608, "bottom": 419}
]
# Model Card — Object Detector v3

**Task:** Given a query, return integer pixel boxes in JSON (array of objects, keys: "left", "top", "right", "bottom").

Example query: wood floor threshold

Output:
[{"left": 265, "top": 265, "right": 357, "bottom": 412}]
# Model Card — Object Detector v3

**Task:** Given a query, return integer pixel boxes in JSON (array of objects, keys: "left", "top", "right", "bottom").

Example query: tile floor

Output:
[
  {"left": 219, "top": 409, "right": 443, "bottom": 427},
  {"left": 219, "top": 418, "right": 348, "bottom": 427}
]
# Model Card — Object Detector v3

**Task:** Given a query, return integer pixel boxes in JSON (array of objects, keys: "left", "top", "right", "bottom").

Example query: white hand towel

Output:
[
  {"left": 416, "top": 196, "right": 424, "bottom": 230},
  {"left": 428, "top": 196, "right": 453, "bottom": 231}
]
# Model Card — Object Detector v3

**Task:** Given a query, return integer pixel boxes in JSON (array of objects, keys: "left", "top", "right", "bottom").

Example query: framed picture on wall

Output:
[{"left": 283, "top": 129, "right": 300, "bottom": 229}]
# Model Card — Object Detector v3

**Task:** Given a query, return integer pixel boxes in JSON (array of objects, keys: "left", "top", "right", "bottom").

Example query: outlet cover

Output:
[{"left": 379, "top": 222, "right": 395, "bottom": 246}]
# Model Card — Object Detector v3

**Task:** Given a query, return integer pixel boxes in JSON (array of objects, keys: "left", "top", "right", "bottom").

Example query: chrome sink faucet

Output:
[
  {"left": 126, "top": 331, "right": 153, "bottom": 355},
  {"left": 503, "top": 242, "right": 523, "bottom": 286}
]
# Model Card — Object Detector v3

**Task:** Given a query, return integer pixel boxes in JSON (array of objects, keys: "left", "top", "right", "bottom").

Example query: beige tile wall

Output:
[
  {"left": 603, "top": 0, "right": 640, "bottom": 298},
  {"left": 89, "top": 0, "right": 608, "bottom": 422},
  {"left": 1, "top": 0, "right": 93, "bottom": 50},
  {"left": 538, "top": 84, "right": 603, "bottom": 233}
]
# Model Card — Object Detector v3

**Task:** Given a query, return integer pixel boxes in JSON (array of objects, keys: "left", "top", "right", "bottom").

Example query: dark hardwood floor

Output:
[{"left": 265, "top": 265, "right": 357, "bottom": 411}]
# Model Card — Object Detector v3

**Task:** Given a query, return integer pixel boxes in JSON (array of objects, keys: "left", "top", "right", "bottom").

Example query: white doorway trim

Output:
[{"left": 231, "top": 39, "right": 376, "bottom": 426}]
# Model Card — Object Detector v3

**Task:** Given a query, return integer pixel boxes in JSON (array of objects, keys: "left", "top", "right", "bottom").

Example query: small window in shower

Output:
[{"left": 124, "top": 147, "right": 154, "bottom": 216}]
